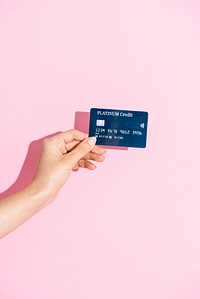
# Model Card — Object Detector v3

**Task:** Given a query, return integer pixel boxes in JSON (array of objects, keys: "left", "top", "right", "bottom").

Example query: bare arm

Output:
[
  {"left": 0, "top": 183, "right": 52, "bottom": 238},
  {"left": 0, "top": 130, "right": 106, "bottom": 238}
]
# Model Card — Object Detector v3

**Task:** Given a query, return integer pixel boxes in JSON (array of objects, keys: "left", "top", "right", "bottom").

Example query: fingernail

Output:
[{"left": 87, "top": 136, "right": 96, "bottom": 147}]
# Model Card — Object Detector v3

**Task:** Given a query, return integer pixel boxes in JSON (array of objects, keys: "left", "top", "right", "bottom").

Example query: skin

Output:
[{"left": 0, "top": 129, "right": 106, "bottom": 239}]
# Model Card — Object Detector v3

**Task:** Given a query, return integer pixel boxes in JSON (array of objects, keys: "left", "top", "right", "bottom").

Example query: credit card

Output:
[{"left": 89, "top": 108, "right": 148, "bottom": 148}]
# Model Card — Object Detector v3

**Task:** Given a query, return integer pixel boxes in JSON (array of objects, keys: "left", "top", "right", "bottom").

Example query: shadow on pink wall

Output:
[
  {"left": 0, "top": 132, "right": 60, "bottom": 200},
  {"left": 0, "top": 112, "right": 127, "bottom": 199},
  {"left": 0, "top": 112, "right": 89, "bottom": 199}
]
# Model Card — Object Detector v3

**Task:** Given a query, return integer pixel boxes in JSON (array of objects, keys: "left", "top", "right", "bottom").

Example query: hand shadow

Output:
[
  {"left": 74, "top": 111, "right": 128, "bottom": 151},
  {"left": 0, "top": 114, "right": 128, "bottom": 200},
  {"left": 0, "top": 132, "right": 61, "bottom": 200}
]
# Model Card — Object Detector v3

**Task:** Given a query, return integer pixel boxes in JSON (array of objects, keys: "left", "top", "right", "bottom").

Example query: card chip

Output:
[{"left": 96, "top": 120, "right": 105, "bottom": 126}]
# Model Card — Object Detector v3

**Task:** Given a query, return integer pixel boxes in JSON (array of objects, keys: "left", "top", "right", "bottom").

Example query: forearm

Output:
[
  {"left": 0, "top": 183, "right": 55, "bottom": 239},
  {"left": 0, "top": 131, "right": 103, "bottom": 239}
]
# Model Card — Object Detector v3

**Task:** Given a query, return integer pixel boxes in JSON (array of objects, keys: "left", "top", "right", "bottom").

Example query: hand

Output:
[
  {"left": 31, "top": 130, "right": 106, "bottom": 199},
  {"left": 0, "top": 130, "right": 106, "bottom": 238}
]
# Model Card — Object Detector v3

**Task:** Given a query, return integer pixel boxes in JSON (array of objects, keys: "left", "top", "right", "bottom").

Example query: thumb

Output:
[{"left": 64, "top": 137, "right": 97, "bottom": 169}]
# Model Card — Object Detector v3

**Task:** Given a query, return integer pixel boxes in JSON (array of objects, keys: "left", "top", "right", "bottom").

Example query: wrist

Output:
[{"left": 26, "top": 179, "right": 58, "bottom": 208}]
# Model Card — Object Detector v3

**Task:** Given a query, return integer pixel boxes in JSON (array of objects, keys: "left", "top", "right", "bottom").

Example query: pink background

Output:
[{"left": 0, "top": 1, "right": 200, "bottom": 298}]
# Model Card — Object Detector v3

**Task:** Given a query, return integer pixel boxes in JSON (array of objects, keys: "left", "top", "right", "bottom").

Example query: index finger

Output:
[{"left": 58, "top": 129, "right": 88, "bottom": 143}]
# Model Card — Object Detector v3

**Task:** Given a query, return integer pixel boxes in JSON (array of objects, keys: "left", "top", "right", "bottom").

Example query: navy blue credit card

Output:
[{"left": 89, "top": 108, "right": 148, "bottom": 148}]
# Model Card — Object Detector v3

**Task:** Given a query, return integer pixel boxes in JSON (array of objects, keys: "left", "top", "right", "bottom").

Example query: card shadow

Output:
[
  {"left": 74, "top": 111, "right": 128, "bottom": 151},
  {"left": 0, "top": 132, "right": 61, "bottom": 200}
]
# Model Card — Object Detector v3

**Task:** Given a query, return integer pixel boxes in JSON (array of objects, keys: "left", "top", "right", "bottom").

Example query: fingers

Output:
[
  {"left": 64, "top": 137, "right": 97, "bottom": 169},
  {"left": 71, "top": 150, "right": 105, "bottom": 171},
  {"left": 46, "top": 129, "right": 106, "bottom": 155},
  {"left": 65, "top": 142, "right": 106, "bottom": 155},
  {"left": 82, "top": 152, "right": 105, "bottom": 162},
  {"left": 43, "top": 129, "right": 106, "bottom": 171},
  {"left": 58, "top": 129, "right": 88, "bottom": 143},
  {"left": 78, "top": 160, "right": 97, "bottom": 170},
  {"left": 42, "top": 130, "right": 88, "bottom": 154},
  {"left": 64, "top": 140, "right": 82, "bottom": 152},
  {"left": 90, "top": 145, "right": 106, "bottom": 155}
]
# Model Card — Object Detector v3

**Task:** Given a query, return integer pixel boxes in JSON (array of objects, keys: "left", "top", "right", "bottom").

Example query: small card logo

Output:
[
  {"left": 96, "top": 119, "right": 105, "bottom": 126},
  {"left": 140, "top": 123, "right": 145, "bottom": 129}
]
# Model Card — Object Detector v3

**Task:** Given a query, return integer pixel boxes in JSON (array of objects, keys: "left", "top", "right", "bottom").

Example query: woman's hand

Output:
[
  {"left": 31, "top": 129, "right": 106, "bottom": 197},
  {"left": 0, "top": 129, "right": 106, "bottom": 238}
]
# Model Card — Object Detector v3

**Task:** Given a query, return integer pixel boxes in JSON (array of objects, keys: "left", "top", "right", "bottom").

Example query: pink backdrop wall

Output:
[{"left": 1, "top": 1, "right": 200, "bottom": 298}]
